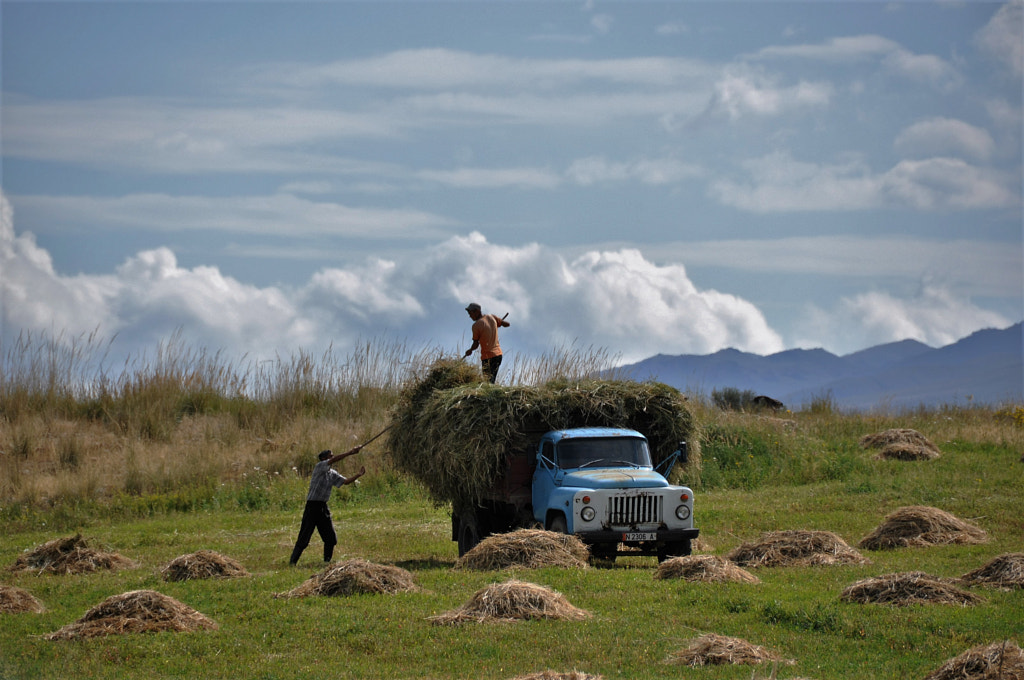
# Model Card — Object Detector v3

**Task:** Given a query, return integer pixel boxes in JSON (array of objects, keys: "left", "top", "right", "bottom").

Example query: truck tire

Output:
[
  {"left": 457, "top": 510, "right": 481, "bottom": 557},
  {"left": 657, "top": 539, "right": 691, "bottom": 563}
]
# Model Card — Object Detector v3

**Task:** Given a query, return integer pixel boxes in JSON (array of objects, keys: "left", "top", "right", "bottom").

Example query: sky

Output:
[{"left": 1, "top": 0, "right": 1022, "bottom": 371}]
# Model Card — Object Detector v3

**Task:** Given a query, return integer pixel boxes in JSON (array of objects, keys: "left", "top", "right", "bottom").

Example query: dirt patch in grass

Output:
[
  {"left": 958, "top": 553, "right": 1024, "bottom": 590},
  {"left": 857, "top": 506, "right": 988, "bottom": 550},
  {"left": 430, "top": 579, "right": 590, "bottom": 625},
  {"left": 666, "top": 633, "right": 794, "bottom": 667},
  {"left": 275, "top": 558, "right": 421, "bottom": 598},
  {"left": 923, "top": 640, "right": 1024, "bottom": 680},
  {"left": 726, "top": 530, "right": 870, "bottom": 568},
  {"left": 8, "top": 534, "right": 136, "bottom": 575},
  {"left": 456, "top": 529, "right": 590, "bottom": 570},
  {"left": 161, "top": 550, "right": 250, "bottom": 581},
  {"left": 654, "top": 555, "right": 760, "bottom": 583},
  {"left": 840, "top": 571, "right": 984, "bottom": 607},
  {"left": 43, "top": 589, "right": 217, "bottom": 640},
  {"left": 0, "top": 585, "right": 45, "bottom": 613}
]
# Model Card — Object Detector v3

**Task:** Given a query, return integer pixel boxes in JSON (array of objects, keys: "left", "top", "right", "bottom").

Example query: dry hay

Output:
[
  {"left": 959, "top": 553, "right": 1024, "bottom": 590},
  {"left": 924, "top": 640, "right": 1024, "bottom": 680},
  {"left": 859, "top": 428, "right": 940, "bottom": 453},
  {"left": 386, "top": 358, "right": 698, "bottom": 508},
  {"left": 654, "top": 555, "right": 761, "bottom": 584},
  {"left": 9, "top": 534, "right": 136, "bottom": 575},
  {"left": 430, "top": 579, "right": 591, "bottom": 625},
  {"left": 456, "top": 529, "right": 591, "bottom": 570},
  {"left": 857, "top": 506, "right": 988, "bottom": 551},
  {"left": 510, "top": 672, "right": 603, "bottom": 680},
  {"left": 692, "top": 537, "right": 714, "bottom": 553},
  {"left": 275, "top": 558, "right": 420, "bottom": 598},
  {"left": 840, "top": 571, "right": 984, "bottom": 607},
  {"left": 43, "top": 589, "right": 217, "bottom": 640},
  {"left": 874, "top": 442, "right": 941, "bottom": 461},
  {"left": 161, "top": 550, "right": 250, "bottom": 582},
  {"left": 726, "top": 530, "right": 870, "bottom": 568},
  {"left": 0, "top": 585, "right": 45, "bottom": 614},
  {"left": 667, "top": 633, "right": 794, "bottom": 667}
]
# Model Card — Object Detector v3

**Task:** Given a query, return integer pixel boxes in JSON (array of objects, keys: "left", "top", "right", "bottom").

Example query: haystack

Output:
[
  {"left": 873, "top": 442, "right": 941, "bottom": 461},
  {"left": 0, "top": 585, "right": 45, "bottom": 614},
  {"left": 726, "top": 530, "right": 870, "bottom": 568},
  {"left": 510, "top": 672, "right": 603, "bottom": 680},
  {"left": 923, "top": 640, "right": 1024, "bottom": 680},
  {"left": 386, "top": 359, "right": 698, "bottom": 509},
  {"left": 859, "top": 428, "right": 940, "bottom": 454},
  {"left": 840, "top": 571, "right": 984, "bottom": 607},
  {"left": 43, "top": 589, "right": 217, "bottom": 640},
  {"left": 9, "top": 534, "right": 136, "bottom": 575},
  {"left": 959, "top": 553, "right": 1024, "bottom": 589},
  {"left": 666, "top": 633, "right": 794, "bottom": 667},
  {"left": 430, "top": 579, "right": 590, "bottom": 625},
  {"left": 275, "top": 559, "right": 420, "bottom": 598},
  {"left": 857, "top": 506, "right": 988, "bottom": 550},
  {"left": 655, "top": 555, "right": 761, "bottom": 583},
  {"left": 456, "top": 529, "right": 590, "bottom": 570},
  {"left": 161, "top": 550, "right": 250, "bottom": 581}
]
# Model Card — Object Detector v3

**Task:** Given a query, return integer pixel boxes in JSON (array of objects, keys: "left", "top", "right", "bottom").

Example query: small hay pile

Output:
[
  {"left": 923, "top": 640, "right": 1024, "bottom": 680},
  {"left": 667, "top": 633, "right": 794, "bottom": 667},
  {"left": 859, "top": 428, "right": 940, "bottom": 452},
  {"left": 840, "top": 571, "right": 984, "bottom": 607},
  {"left": 726, "top": 530, "right": 870, "bottom": 568},
  {"left": 959, "top": 553, "right": 1024, "bottom": 589},
  {"left": 9, "top": 534, "right": 136, "bottom": 575},
  {"left": 456, "top": 529, "right": 590, "bottom": 570},
  {"left": 430, "top": 579, "right": 590, "bottom": 625},
  {"left": 857, "top": 506, "right": 988, "bottom": 550},
  {"left": 0, "top": 585, "right": 45, "bottom": 614},
  {"left": 43, "top": 589, "right": 217, "bottom": 640},
  {"left": 654, "top": 555, "right": 760, "bottom": 583},
  {"left": 386, "top": 359, "right": 698, "bottom": 508},
  {"left": 161, "top": 550, "right": 250, "bottom": 581},
  {"left": 510, "top": 672, "right": 603, "bottom": 680},
  {"left": 874, "top": 442, "right": 941, "bottom": 461},
  {"left": 275, "top": 559, "right": 420, "bottom": 598}
]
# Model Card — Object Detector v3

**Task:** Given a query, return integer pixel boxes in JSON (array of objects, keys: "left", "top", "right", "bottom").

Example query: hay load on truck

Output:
[{"left": 386, "top": 359, "right": 700, "bottom": 563}]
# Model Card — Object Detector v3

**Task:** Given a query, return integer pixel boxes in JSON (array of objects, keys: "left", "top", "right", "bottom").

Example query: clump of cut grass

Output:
[
  {"left": 510, "top": 672, "right": 603, "bottom": 680},
  {"left": 43, "top": 589, "right": 217, "bottom": 640},
  {"left": 654, "top": 555, "right": 760, "bottom": 583},
  {"left": 386, "top": 359, "right": 698, "bottom": 509},
  {"left": 666, "top": 633, "right": 794, "bottom": 667},
  {"left": 873, "top": 442, "right": 941, "bottom": 461},
  {"left": 161, "top": 550, "right": 250, "bottom": 581},
  {"left": 456, "top": 529, "right": 590, "bottom": 571},
  {"left": 726, "top": 530, "right": 870, "bottom": 568},
  {"left": 958, "top": 553, "right": 1024, "bottom": 589},
  {"left": 9, "top": 534, "right": 136, "bottom": 575},
  {"left": 923, "top": 640, "right": 1024, "bottom": 680},
  {"left": 430, "top": 579, "right": 590, "bottom": 625},
  {"left": 857, "top": 506, "right": 988, "bottom": 550},
  {"left": 0, "top": 585, "right": 45, "bottom": 613},
  {"left": 859, "top": 428, "right": 940, "bottom": 453},
  {"left": 275, "top": 559, "right": 420, "bottom": 598},
  {"left": 840, "top": 572, "right": 984, "bottom": 607}
]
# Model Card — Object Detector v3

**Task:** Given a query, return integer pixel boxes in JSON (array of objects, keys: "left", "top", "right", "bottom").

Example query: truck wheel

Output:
[
  {"left": 547, "top": 514, "right": 568, "bottom": 534},
  {"left": 657, "top": 539, "right": 691, "bottom": 563},
  {"left": 457, "top": 510, "right": 480, "bottom": 557}
]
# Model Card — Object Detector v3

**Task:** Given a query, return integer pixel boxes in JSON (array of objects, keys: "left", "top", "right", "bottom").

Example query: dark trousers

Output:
[
  {"left": 289, "top": 500, "right": 337, "bottom": 565},
  {"left": 482, "top": 355, "right": 503, "bottom": 383}
]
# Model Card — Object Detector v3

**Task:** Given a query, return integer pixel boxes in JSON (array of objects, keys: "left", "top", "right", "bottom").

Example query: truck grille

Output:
[{"left": 608, "top": 493, "right": 662, "bottom": 525}]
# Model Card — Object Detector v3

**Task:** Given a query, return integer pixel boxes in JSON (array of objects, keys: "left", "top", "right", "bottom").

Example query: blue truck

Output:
[{"left": 453, "top": 425, "right": 698, "bottom": 563}]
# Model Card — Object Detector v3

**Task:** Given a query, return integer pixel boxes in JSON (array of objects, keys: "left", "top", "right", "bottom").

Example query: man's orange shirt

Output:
[{"left": 472, "top": 314, "right": 503, "bottom": 359}]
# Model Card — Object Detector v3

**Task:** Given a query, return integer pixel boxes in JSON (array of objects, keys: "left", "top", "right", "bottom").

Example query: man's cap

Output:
[
  {"left": 465, "top": 302, "right": 481, "bottom": 312},
  {"left": 318, "top": 450, "right": 332, "bottom": 461}
]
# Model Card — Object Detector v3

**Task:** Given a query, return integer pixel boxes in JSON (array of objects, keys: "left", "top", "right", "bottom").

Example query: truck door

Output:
[{"left": 532, "top": 439, "right": 558, "bottom": 525}]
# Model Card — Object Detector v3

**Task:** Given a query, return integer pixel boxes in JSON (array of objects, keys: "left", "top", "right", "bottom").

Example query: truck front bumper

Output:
[{"left": 576, "top": 527, "right": 700, "bottom": 547}]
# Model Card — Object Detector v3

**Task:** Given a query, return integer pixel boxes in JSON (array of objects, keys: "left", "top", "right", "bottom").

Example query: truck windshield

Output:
[{"left": 556, "top": 437, "right": 652, "bottom": 469}]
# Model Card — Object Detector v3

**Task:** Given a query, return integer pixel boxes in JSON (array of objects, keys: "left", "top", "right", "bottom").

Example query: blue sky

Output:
[{"left": 2, "top": 0, "right": 1021, "bottom": 369}]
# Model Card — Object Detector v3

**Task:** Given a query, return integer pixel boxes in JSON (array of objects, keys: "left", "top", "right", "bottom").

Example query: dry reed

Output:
[
  {"left": 275, "top": 559, "right": 420, "bottom": 598},
  {"left": 9, "top": 534, "right": 136, "bottom": 575},
  {"left": 666, "top": 633, "right": 793, "bottom": 667},
  {"left": 456, "top": 529, "right": 591, "bottom": 570},
  {"left": 43, "top": 589, "right": 217, "bottom": 640},
  {"left": 840, "top": 571, "right": 984, "bottom": 607},
  {"left": 0, "top": 585, "right": 45, "bottom": 613},
  {"left": 923, "top": 640, "right": 1024, "bottom": 680},
  {"left": 654, "top": 555, "right": 761, "bottom": 583},
  {"left": 726, "top": 530, "right": 870, "bottom": 568},
  {"left": 430, "top": 579, "right": 590, "bottom": 625},
  {"left": 857, "top": 506, "right": 988, "bottom": 550},
  {"left": 161, "top": 550, "right": 250, "bottom": 581},
  {"left": 959, "top": 553, "right": 1024, "bottom": 589}
]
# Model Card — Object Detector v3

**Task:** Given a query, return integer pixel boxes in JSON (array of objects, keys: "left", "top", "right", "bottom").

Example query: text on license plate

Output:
[{"left": 622, "top": 532, "right": 657, "bottom": 541}]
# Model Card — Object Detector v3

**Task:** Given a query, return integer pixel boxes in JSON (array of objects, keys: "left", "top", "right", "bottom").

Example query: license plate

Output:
[{"left": 622, "top": 532, "right": 657, "bottom": 542}]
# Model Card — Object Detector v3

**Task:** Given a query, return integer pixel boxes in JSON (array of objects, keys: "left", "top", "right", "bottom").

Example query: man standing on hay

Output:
[
  {"left": 463, "top": 302, "right": 510, "bottom": 383},
  {"left": 289, "top": 447, "right": 365, "bottom": 566}
]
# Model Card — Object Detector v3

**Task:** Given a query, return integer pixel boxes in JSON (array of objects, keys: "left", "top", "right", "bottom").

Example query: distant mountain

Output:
[{"left": 618, "top": 323, "right": 1023, "bottom": 411}]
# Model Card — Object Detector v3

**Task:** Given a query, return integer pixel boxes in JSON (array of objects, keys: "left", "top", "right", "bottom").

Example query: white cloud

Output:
[
  {"left": 975, "top": 0, "right": 1024, "bottom": 77},
  {"left": 567, "top": 156, "right": 703, "bottom": 186},
  {"left": 894, "top": 118, "right": 995, "bottom": 161},
  {"left": 417, "top": 167, "right": 562, "bottom": 189}
]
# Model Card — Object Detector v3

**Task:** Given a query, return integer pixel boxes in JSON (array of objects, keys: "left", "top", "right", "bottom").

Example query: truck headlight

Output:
[
  {"left": 580, "top": 506, "right": 596, "bottom": 522},
  {"left": 675, "top": 505, "right": 690, "bottom": 520}
]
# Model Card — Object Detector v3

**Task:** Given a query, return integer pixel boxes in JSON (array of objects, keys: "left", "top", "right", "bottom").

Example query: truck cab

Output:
[{"left": 532, "top": 427, "right": 698, "bottom": 562}]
